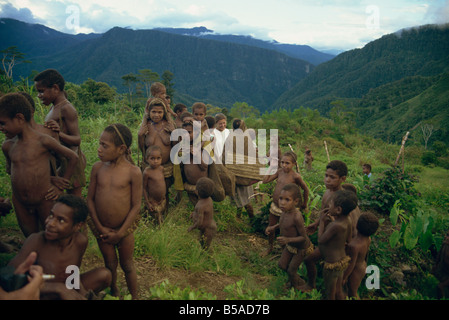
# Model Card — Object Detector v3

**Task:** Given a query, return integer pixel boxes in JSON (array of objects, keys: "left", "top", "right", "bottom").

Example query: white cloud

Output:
[{"left": 1, "top": 0, "right": 447, "bottom": 51}]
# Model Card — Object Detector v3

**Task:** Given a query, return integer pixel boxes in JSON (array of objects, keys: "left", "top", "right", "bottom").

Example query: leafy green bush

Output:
[
  {"left": 422, "top": 151, "right": 437, "bottom": 166},
  {"left": 359, "top": 166, "right": 419, "bottom": 214}
]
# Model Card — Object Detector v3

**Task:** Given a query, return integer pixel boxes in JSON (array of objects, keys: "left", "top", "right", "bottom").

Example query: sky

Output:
[{"left": 1, "top": 0, "right": 448, "bottom": 52}]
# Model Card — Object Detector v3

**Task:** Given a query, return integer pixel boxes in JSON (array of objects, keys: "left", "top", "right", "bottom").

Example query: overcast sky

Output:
[{"left": 1, "top": 0, "right": 448, "bottom": 52}]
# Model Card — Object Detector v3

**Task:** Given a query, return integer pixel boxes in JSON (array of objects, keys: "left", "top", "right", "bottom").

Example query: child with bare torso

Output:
[
  {"left": 265, "top": 184, "right": 314, "bottom": 290},
  {"left": 143, "top": 145, "right": 166, "bottom": 225},
  {"left": 262, "top": 151, "right": 309, "bottom": 256},
  {"left": 343, "top": 212, "right": 379, "bottom": 299},
  {"left": 318, "top": 189, "right": 357, "bottom": 300},
  {"left": 188, "top": 177, "right": 217, "bottom": 250},
  {"left": 34, "top": 69, "right": 86, "bottom": 198},
  {"left": 8, "top": 194, "right": 111, "bottom": 300},
  {"left": 0, "top": 93, "right": 79, "bottom": 237},
  {"left": 87, "top": 124, "right": 142, "bottom": 299}
]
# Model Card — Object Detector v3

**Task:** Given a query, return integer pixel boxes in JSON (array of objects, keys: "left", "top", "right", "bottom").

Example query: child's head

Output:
[
  {"left": 146, "top": 145, "right": 162, "bottom": 168},
  {"left": 34, "top": 69, "right": 65, "bottom": 106},
  {"left": 150, "top": 82, "right": 166, "bottom": 99},
  {"left": 174, "top": 104, "right": 187, "bottom": 116},
  {"left": 180, "top": 111, "right": 194, "bottom": 124},
  {"left": 205, "top": 116, "right": 215, "bottom": 129},
  {"left": 147, "top": 98, "right": 168, "bottom": 123},
  {"left": 356, "top": 212, "right": 379, "bottom": 237},
  {"left": 329, "top": 189, "right": 358, "bottom": 216},
  {"left": 99, "top": 123, "right": 133, "bottom": 162},
  {"left": 214, "top": 113, "right": 227, "bottom": 132},
  {"left": 196, "top": 177, "right": 215, "bottom": 199},
  {"left": 279, "top": 183, "right": 301, "bottom": 211},
  {"left": 17, "top": 92, "right": 36, "bottom": 113},
  {"left": 0, "top": 93, "right": 32, "bottom": 139},
  {"left": 342, "top": 183, "right": 357, "bottom": 195},
  {"left": 182, "top": 121, "right": 194, "bottom": 141},
  {"left": 0, "top": 93, "right": 32, "bottom": 122},
  {"left": 362, "top": 164, "right": 372, "bottom": 175},
  {"left": 280, "top": 151, "right": 297, "bottom": 172},
  {"left": 44, "top": 194, "right": 88, "bottom": 240},
  {"left": 232, "top": 118, "right": 247, "bottom": 131},
  {"left": 192, "top": 102, "right": 207, "bottom": 122},
  {"left": 325, "top": 160, "right": 347, "bottom": 190}
]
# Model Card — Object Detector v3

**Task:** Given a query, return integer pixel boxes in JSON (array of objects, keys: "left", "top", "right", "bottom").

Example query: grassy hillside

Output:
[{"left": 1, "top": 88, "right": 449, "bottom": 300}]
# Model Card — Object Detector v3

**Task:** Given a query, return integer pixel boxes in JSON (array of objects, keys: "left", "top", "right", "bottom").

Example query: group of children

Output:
[{"left": 0, "top": 69, "right": 446, "bottom": 301}]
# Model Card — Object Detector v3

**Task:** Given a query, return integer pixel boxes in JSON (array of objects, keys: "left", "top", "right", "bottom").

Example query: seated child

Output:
[
  {"left": 188, "top": 177, "right": 216, "bottom": 250},
  {"left": 143, "top": 145, "right": 167, "bottom": 225},
  {"left": 8, "top": 194, "right": 111, "bottom": 300},
  {"left": 318, "top": 189, "right": 357, "bottom": 300},
  {"left": 262, "top": 151, "right": 309, "bottom": 256},
  {"left": 87, "top": 124, "right": 142, "bottom": 300},
  {"left": 0, "top": 93, "right": 79, "bottom": 237},
  {"left": 265, "top": 184, "right": 314, "bottom": 290},
  {"left": 343, "top": 212, "right": 379, "bottom": 299}
]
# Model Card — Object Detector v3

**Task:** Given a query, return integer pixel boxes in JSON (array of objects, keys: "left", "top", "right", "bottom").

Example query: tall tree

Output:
[
  {"left": 161, "top": 70, "right": 175, "bottom": 97},
  {"left": 122, "top": 73, "right": 138, "bottom": 108},
  {"left": 138, "top": 69, "right": 159, "bottom": 98},
  {"left": 1, "top": 46, "right": 31, "bottom": 80}
]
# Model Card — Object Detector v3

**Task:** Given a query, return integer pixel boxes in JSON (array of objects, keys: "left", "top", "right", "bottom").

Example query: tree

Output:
[
  {"left": 137, "top": 69, "right": 159, "bottom": 98},
  {"left": 122, "top": 73, "right": 138, "bottom": 108},
  {"left": 229, "top": 102, "right": 260, "bottom": 120},
  {"left": 421, "top": 122, "right": 435, "bottom": 150},
  {"left": 161, "top": 70, "right": 175, "bottom": 97},
  {"left": 1, "top": 46, "right": 31, "bottom": 80}
]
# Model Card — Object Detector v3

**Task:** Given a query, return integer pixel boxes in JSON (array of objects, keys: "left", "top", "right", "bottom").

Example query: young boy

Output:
[
  {"left": 265, "top": 184, "right": 314, "bottom": 290},
  {"left": 143, "top": 145, "right": 167, "bottom": 225},
  {"left": 318, "top": 189, "right": 357, "bottom": 300},
  {"left": 301, "top": 160, "right": 349, "bottom": 291},
  {"left": 8, "top": 194, "right": 112, "bottom": 300},
  {"left": 0, "top": 93, "right": 79, "bottom": 237},
  {"left": 188, "top": 177, "right": 217, "bottom": 250},
  {"left": 362, "top": 163, "right": 372, "bottom": 179},
  {"left": 262, "top": 151, "right": 309, "bottom": 256},
  {"left": 34, "top": 69, "right": 86, "bottom": 198},
  {"left": 343, "top": 212, "right": 379, "bottom": 299},
  {"left": 192, "top": 102, "right": 209, "bottom": 133}
]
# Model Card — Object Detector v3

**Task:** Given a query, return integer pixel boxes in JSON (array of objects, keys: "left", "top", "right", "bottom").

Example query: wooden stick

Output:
[
  {"left": 394, "top": 131, "right": 410, "bottom": 167},
  {"left": 324, "top": 141, "right": 330, "bottom": 162},
  {"left": 288, "top": 144, "right": 300, "bottom": 172}
]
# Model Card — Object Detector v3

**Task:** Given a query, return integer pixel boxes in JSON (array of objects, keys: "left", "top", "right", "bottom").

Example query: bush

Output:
[
  {"left": 359, "top": 166, "right": 419, "bottom": 214},
  {"left": 421, "top": 151, "right": 437, "bottom": 166}
]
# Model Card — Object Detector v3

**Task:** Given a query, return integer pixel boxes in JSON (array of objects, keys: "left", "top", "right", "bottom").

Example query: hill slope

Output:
[
  {"left": 1, "top": 18, "right": 313, "bottom": 111},
  {"left": 272, "top": 24, "right": 449, "bottom": 114}
]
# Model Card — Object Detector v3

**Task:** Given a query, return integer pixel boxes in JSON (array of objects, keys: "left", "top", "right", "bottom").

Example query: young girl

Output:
[
  {"left": 138, "top": 98, "right": 175, "bottom": 187},
  {"left": 87, "top": 123, "right": 142, "bottom": 299},
  {"left": 262, "top": 151, "right": 309, "bottom": 256}
]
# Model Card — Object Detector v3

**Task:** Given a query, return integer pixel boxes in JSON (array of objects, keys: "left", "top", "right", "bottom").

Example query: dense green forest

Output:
[{"left": 0, "top": 72, "right": 448, "bottom": 300}]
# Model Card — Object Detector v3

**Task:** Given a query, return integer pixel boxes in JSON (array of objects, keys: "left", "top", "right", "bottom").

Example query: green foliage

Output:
[
  {"left": 360, "top": 166, "right": 419, "bottom": 214},
  {"left": 422, "top": 151, "right": 437, "bottom": 166}
]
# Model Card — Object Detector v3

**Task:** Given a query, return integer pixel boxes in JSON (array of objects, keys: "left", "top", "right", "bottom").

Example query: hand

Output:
[
  {"left": 50, "top": 176, "right": 71, "bottom": 190},
  {"left": 44, "top": 120, "right": 60, "bottom": 133},
  {"left": 45, "top": 185, "right": 63, "bottom": 201},
  {"left": 265, "top": 226, "right": 274, "bottom": 236},
  {"left": 13, "top": 252, "right": 43, "bottom": 300},
  {"left": 277, "top": 236, "right": 289, "bottom": 246},
  {"left": 100, "top": 230, "right": 122, "bottom": 245}
]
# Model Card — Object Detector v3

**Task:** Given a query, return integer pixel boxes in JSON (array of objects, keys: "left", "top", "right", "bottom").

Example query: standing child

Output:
[
  {"left": 192, "top": 102, "right": 209, "bottom": 133},
  {"left": 8, "top": 194, "right": 111, "bottom": 300},
  {"left": 262, "top": 151, "right": 309, "bottom": 256},
  {"left": 265, "top": 184, "right": 314, "bottom": 290},
  {"left": 0, "top": 93, "right": 79, "bottom": 237},
  {"left": 301, "top": 160, "right": 349, "bottom": 291},
  {"left": 318, "top": 189, "right": 357, "bottom": 300},
  {"left": 143, "top": 145, "right": 167, "bottom": 225},
  {"left": 303, "top": 148, "right": 314, "bottom": 171},
  {"left": 188, "top": 177, "right": 217, "bottom": 250},
  {"left": 212, "top": 113, "right": 230, "bottom": 164},
  {"left": 87, "top": 124, "right": 142, "bottom": 300},
  {"left": 34, "top": 69, "right": 87, "bottom": 198},
  {"left": 343, "top": 212, "right": 379, "bottom": 299}
]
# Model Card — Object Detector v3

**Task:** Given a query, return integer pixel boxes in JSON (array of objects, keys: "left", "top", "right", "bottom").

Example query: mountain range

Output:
[{"left": 1, "top": 18, "right": 327, "bottom": 111}]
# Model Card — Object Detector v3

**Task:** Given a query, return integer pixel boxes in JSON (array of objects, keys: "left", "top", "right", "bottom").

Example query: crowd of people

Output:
[{"left": 0, "top": 69, "right": 448, "bottom": 300}]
